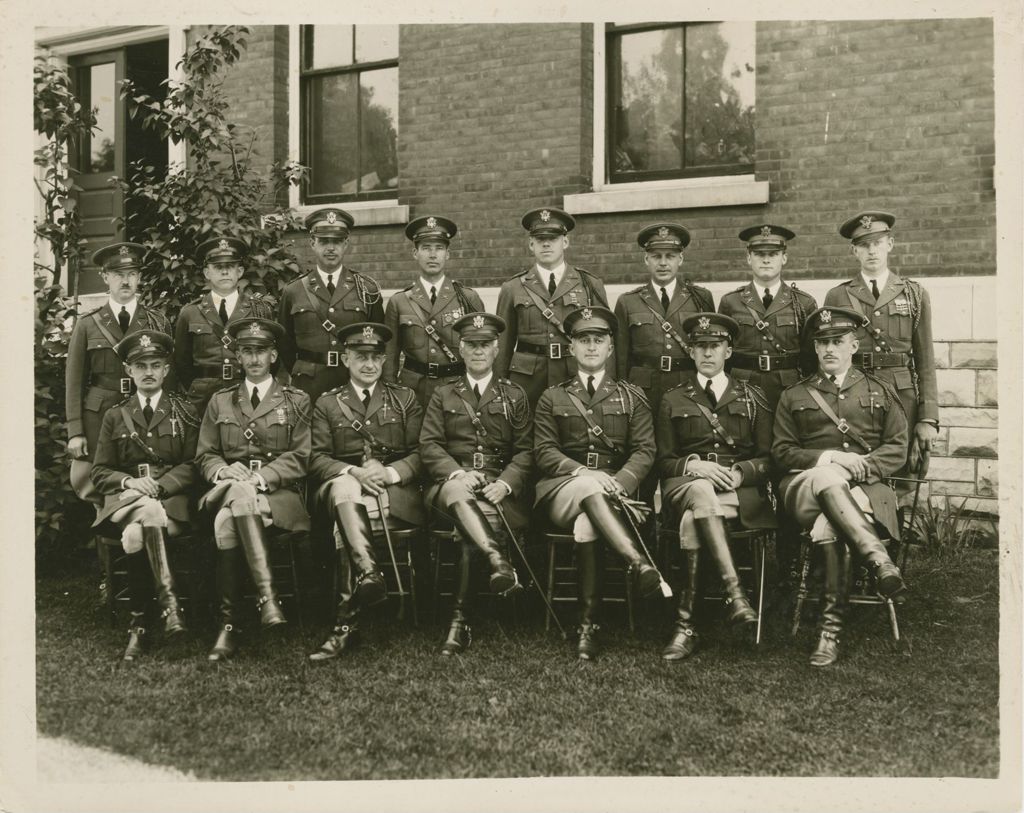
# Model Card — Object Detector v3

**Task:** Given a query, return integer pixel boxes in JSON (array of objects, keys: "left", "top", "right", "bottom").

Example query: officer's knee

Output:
[
  {"left": 135, "top": 497, "right": 168, "bottom": 527},
  {"left": 810, "top": 514, "right": 836, "bottom": 542},
  {"left": 327, "top": 475, "right": 362, "bottom": 505},
  {"left": 121, "top": 523, "right": 144, "bottom": 554},
  {"left": 213, "top": 508, "right": 239, "bottom": 550},
  {"left": 223, "top": 481, "right": 259, "bottom": 516},
  {"left": 678, "top": 510, "right": 699, "bottom": 551},
  {"left": 807, "top": 465, "right": 848, "bottom": 496},
  {"left": 573, "top": 514, "right": 598, "bottom": 544}
]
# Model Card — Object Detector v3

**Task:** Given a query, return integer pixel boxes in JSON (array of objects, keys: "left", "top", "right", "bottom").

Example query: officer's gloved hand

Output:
[
  {"left": 910, "top": 422, "right": 937, "bottom": 475},
  {"left": 68, "top": 435, "right": 89, "bottom": 459},
  {"left": 685, "top": 460, "right": 735, "bottom": 492}
]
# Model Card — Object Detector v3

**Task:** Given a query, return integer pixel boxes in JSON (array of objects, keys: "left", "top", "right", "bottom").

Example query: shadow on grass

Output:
[{"left": 35, "top": 547, "right": 999, "bottom": 780}]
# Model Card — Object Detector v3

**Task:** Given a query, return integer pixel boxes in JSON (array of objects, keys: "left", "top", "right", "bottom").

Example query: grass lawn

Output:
[{"left": 35, "top": 546, "right": 1000, "bottom": 780}]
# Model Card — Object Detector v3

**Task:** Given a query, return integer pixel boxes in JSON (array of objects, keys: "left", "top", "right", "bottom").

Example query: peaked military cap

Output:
[
  {"left": 405, "top": 215, "right": 458, "bottom": 244},
  {"left": 92, "top": 242, "right": 146, "bottom": 272},
  {"left": 804, "top": 306, "right": 866, "bottom": 340},
  {"left": 306, "top": 207, "right": 355, "bottom": 237},
  {"left": 839, "top": 211, "right": 896, "bottom": 243},
  {"left": 739, "top": 224, "right": 796, "bottom": 250},
  {"left": 197, "top": 236, "right": 247, "bottom": 266},
  {"left": 564, "top": 305, "right": 617, "bottom": 337},
  {"left": 637, "top": 222, "right": 691, "bottom": 251},
  {"left": 229, "top": 317, "right": 285, "bottom": 347},
  {"left": 115, "top": 330, "right": 173, "bottom": 363},
  {"left": 339, "top": 322, "right": 391, "bottom": 351},
  {"left": 521, "top": 207, "right": 575, "bottom": 237},
  {"left": 682, "top": 312, "right": 738, "bottom": 343},
  {"left": 454, "top": 311, "right": 505, "bottom": 341}
]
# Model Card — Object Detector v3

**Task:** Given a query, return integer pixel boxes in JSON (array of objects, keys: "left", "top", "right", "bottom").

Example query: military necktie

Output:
[
  {"left": 548, "top": 273, "right": 557, "bottom": 298},
  {"left": 218, "top": 297, "right": 229, "bottom": 324},
  {"left": 250, "top": 387, "right": 260, "bottom": 410},
  {"left": 326, "top": 274, "right": 335, "bottom": 297},
  {"left": 704, "top": 379, "right": 718, "bottom": 408},
  {"left": 118, "top": 306, "right": 130, "bottom": 334},
  {"left": 762, "top": 288, "right": 773, "bottom": 310},
  {"left": 430, "top": 286, "right": 437, "bottom": 306},
  {"left": 660, "top": 286, "right": 670, "bottom": 312},
  {"left": 871, "top": 279, "right": 880, "bottom": 300},
  {"left": 586, "top": 375, "right": 596, "bottom": 398},
  {"left": 142, "top": 397, "right": 153, "bottom": 425},
  {"left": 473, "top": 384, "right": 481, "bottom": 401}
]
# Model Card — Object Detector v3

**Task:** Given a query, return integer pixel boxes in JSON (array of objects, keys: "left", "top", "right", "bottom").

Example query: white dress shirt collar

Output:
[
  {"left": 861, "top": 269, "right": 890, "bottom": 294},
  {"left": 756, "top": 280, "right": 782, "bottom": 299},
  {"left": 651, "top": 279, "right": 677, "bottom": 301},
  {"left": 579, "top": 369, "right": 606, "bottom": 392},
  {"left": 245, "top": 377, "right": 274, "bottom": 402},
  {"left": 828, "top": 369, "right": 850, "bottom": 389},
  {"left": 466, "top": 371, "right": 493, "bottom": 395},
  {"left": 536, "top": 262, "right": 566, "bottom": 288},
  {"left": 212, "top": 289, "right": 240, "bottom": 314},
  {"left": 350, "top": 381, "right": 377, "bottom": 402},
  {"left": 696, "top": 371, "right": 729, "bottom": 401},
  {"left": 109, "top": 297, "right": 138, "bottom": 320},
  {"left": 318, "top": 267, "right": 342, "bottom": 288},
  {"left": 137, "top": 390, "right": 162, "bottom": 411},
  {"left": 420, "top": 276, "right": 446, "bottom": 297}
]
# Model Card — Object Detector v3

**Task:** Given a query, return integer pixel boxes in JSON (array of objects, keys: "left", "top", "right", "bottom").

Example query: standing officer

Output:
[
  {"left": 533, "top": 306, "right": 661, "bottom": 661},
  {"left": 495, "top": 207, "right": 608, "bottom": 406},
  {"left": 66, "top": 242, "right": 171, "bottom": 502},
  {"left": 773, "top": 306, "right": 908, "bottom": 667},
  {"left": 383, "top": 215, "right": 485, "bottom": 407},
  {"left": 91, "top": 330, "right": 199, "bottom": 661},
  {"left": 278, "top": 208, "right": 384, "bottom": 404},
  {"left": 174, "top": 236, "right": 276, "bottom": 415},
  {"left": 824, "top": 212, "right": 937, "bottom": 474},
  {"left": 614, "top": 223, "right": 714, "bottom": 412},
  {"left": 307, "top": 322, "right": 425, "bottom": 662},
  {"left": 655, "top": 313, "right": 775, "bottom": 662},
  {"left": 196, "top": 317, "right": 312, "bottom": 662},
  {"left": 718, "top": 225, "right": 817, "bottom": 409},
  {"left": 420, "top": 312, "right": 533, "bottom": 656}
]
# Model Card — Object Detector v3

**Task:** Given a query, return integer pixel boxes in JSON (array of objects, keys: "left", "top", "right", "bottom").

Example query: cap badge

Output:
[
  {"left": 698, "top": 316, "right": 711, "bottom": 330},
  {"left": 138, "top": 334, "right": 152, "bottom": 348},
  {"left": 820, "top": 309, "right": 833, "bottom": 324},
  {"left": 657, "top": 226, "right": 670, "bottom": 239},
  {"left": 218, "top": 239, "right": 229, "bottom": 250},
  {"left": 426, "top": 216, "right": 438, "bottom": 229},
  {"left": 362, "top": 326, "right": 375, "bottom": 341},
  {"left": 326, "top": 211, "right": 337, "bottom": 224},
  {"left": 247, "top": 322, "right": 262, "bottom": 336},
  {"left": 118, "top": 246, "right": 131, "bottom": 257},
  {"left": 472, "top": 315, "right": 485, "bottom": 329},
  {"left": 540, "top": 210, "right": 551, "bottom": 222},
  {"left": 760, "top": 225, "right": 772, "bottom": 237},
  {"left": 859, "top": 215, "right": 874, "bottom": 230},
  {"left": 582, "top": 308, "right": 593, "bottom": 320}
]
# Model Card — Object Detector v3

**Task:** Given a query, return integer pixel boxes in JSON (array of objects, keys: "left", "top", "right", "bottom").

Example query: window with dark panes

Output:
[
  {"left": 300, "top": 25, "right": 399, "bottom": 202},
  {"left": 606, "top": 22, "right": 755, "bottom": 183}
]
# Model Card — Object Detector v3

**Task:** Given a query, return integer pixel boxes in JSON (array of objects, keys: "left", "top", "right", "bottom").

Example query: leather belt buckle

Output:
[
  {"left": 326, "top": 351, "right": 339, "bottom": 367},
  {"left": 351, "top": 419, "right": 364, "bottom": 432},
  {"left": 222, "top": 362, "right": 234, "bottom": 380},
  {"left": 322, "top": 319, "right": 337, "bottom": 333},
  {"left": 549, "top": 343, "right": 563, "bottom": 359},
  {"left": 137, "top": 463, "right": 151, "bottom": 478},
  {"left": 472, "top": 452, "right": 484, "bottom": 469},
  {"left": 427, "top": 362, "right": 439, "bottom": 377},
  {"left": 705, "top": 453, "right": 718, "bottom": 464},
  {"left": 120, "top": 377, "right": 132, "bottom": 394},
  {"left": 660, "top": 355, "right": 673, "bottom": 372},
  {"left": 248, "top": 459, "right": 262, "bottom": 472},
  {"left": 586, "top": 452, "right": 599, "bottom": 469},
  {"left": 243, "top": 428, "right": 256, "bottom": 441},
  {"left": 758, "top": 354, "right": 771, "bottom": 372},
  {"left": 837, "top": 419, "right": 850, "bottom": 434},
  {"left": 755, "top": 319, "right": 769, "bottom": 331},
  {"left": 541, "top": 307, "right": 555, "bottom": 321},
  {"left": 859, "top": 352, "right": 873, "bottom": 368},
  {"left": 221, "top": 334, "right": 232, "bottom": 348}
]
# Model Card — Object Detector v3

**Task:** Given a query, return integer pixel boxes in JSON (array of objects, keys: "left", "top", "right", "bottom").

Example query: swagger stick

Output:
[
  {"left": 375, "top": 493, "right": 408, "bottom": 620},
  {"left": 613, "top": 492, "right": 673, "bottom": 598}
]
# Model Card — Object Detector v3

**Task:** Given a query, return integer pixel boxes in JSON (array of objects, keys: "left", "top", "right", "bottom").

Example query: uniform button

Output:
[
  {"left": 431, "top": 320, "right": 437, "bottom": 325},
  {"left": 842, "top": 442, "right": 850, "bottom": 449},
  {"left": 476, "top": 445, "right": 483, "bottom": 451},
  {"left": 874, "top": 328, "right": 881, "bottom": 334},
  {"left": 329, "top": 307, "right": 335, "bottom": 313},
  {"left": 147, "top": 432, "right": 153, "bottom": 438},
  {"left": 587, "top": 409, "right": 593, "bottom": 414},
  {"left": 430, "top": 348, "right": 436, "bottom": 354},
  {"left": 250, "top": 422, "right": 255, "bottom": 427},
  {"left": 838, "top": 395, "right": 845, "bottom": 400},
  {"left": 331, "top": 340, "right": 337, "bottom": 346},
  {"left": 476, "top": 412, "right": 481, "bottom": 417},
  {"left": 874, "top": 310, "right": 881, "bottom": 316},
  {"left": 874, "top": 346, "right": 882, "bottom": 352},
  {"left": 714, "top": 442, "right": 720, "bottom": 448},
  {"left": 589, "top": 444, "right": 595, "bottom": 450}
]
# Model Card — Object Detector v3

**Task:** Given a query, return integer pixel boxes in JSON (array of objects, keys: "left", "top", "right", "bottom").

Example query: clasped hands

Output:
[{"left": 685, "top": 460, "right": 742, "bottom": 491}]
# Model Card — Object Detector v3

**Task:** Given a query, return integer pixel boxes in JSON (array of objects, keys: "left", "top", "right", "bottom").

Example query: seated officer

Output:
[
  {"left": 196, "top": 317, "right": 312, "bottom": 662},
  {"left": 419, "top": 312, "right": 533, "bottom": 656},
  {"left": 773, "top": 306, "right": 908, "bottom": 668},
  {"left": 533, "top": 306, "right": 661, "bottom": 661},
  {"left": 91, "top": 330, "right": 199, "bottom": 661},
  {"left": 656, "top": 313, "right": 776, "bottom": 661},
  {"left": 307, "top": 322, "right": 425, "bottom": 662}
]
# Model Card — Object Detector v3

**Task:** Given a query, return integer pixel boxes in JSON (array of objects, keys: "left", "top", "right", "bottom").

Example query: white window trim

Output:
[
  {"left": 287, "top": 25, "right": 407, "bottom": 227},
  {"left": 566, "top": 23, "right": 768, "bottom": 216}
]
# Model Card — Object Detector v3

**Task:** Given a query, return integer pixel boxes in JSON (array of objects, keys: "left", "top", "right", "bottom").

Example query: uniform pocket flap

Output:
[
  {"left": 629, "top": 312, "right": 655, "bottom": 326},
  {"left": 733, "top": 314, "right": 756, "bottom": 326},
  {"left": 189, "top": 323, "right": 214, "bottom": 334},
  {"left": 509, "top": 351, "right": 540, "bottom": 375},
  {"left": 790, "top": 398, "right": 821, "bottom": 412},
  {"left": 726, "top": 400, "right": 749, "bottom": 415},
  {"left": 775, "top": 313, "right": 797, "bottom": 326},
  {"left": 291, "top": 359, "right": 317, "bottom": 377},
  {"left": 86, "top": 337, "right": 112, "bottom": 350}
]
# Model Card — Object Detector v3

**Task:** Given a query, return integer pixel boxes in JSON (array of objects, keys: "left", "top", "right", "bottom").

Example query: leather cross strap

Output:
[
  {"left": 197, "top": 298, "right": 232, "bottom": 347},
  {"left": 300, "top": 275, "right": 340, "bottom": 337},
  {"left": 519, "top": 279, "right": 571, "bottom": 341},
  {"left": 456, "top": 390, "right": 488, "bottom": 438},
  {"left": 635, "top": 290, "right": 689, "bottom": 350},
  {"left": 740, "top": 299, "right": 783, "bottom": 349},
  {"left": 565, "top": 391, "right": 619, "bottom": 453},
  {"left": 845, "top": 291, "right": 896, "bottom": 353},
  {"left": 403, "top": 295, "right": 460, "bottom": 364},
  {"left": 118, "top": 406, "right": 166, "bottom": 463},
  {"left": 689, "top": 400, "right": 736, "bottom": 448},
  {"left": 805, "top": 386, "right": 873, "bottom": 453},
  {"left": 333, "top": 392, "right": 391, "bottom": 458},
  {"left": 92, "top": 312, "right": 121, "bottom": 348}
]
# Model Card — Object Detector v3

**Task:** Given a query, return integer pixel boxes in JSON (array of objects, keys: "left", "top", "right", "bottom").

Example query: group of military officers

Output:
[{"left": 66, "top": 203, "right": 937, "bottom": 669}]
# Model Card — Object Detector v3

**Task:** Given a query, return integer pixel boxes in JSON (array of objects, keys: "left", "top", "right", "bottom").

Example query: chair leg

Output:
[
  {"left": 755, "top": 535, "right": 766, "bottom": 645},
  {"left": 545, "top": 537, "right": 556, "bottom": 634},
  {"left": 406, "top": 545, "right": 419, "bottom": 628},
  {"left": 431, "top": 535, "right": 442, "bottom": 626},
  {"left": 791, "top": 536, "right": 813, "bottom": 637},
  {"left": 886, "top": 598, "right": 900, "bottom": 642},
  {"left": 98, "top": 541, "right": 117, "bottom": 629}
]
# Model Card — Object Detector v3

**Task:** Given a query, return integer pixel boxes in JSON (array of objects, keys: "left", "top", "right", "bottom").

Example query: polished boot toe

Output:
[
  {"left": 355, "top": 571, "right": 387, "bottom": 606},
  {"left": 662, "top": 624, "right": 699, "bottom": 661},
  {"left": 309, "top": 624, "right": 359, "bottom": 662},
  {"left": 123, "top": 622, "right": 147, "bottom": 662},
  {"left": 629, "top": 561, "right": 661, "bottom": 598},
  {"left": 488, "top": 564, "right": 519, "bottom": 595},
  {"left": 725, "top": 594, "right": 758, "bottom": 626},
  {"left": 809, "top": 631, "right": 840, "bottom": 667},
  {"left": 162, "top": 605, "right": 187, "bottom": 636},
  {"left": 577, "top": 623, "right": 601, "bottom": 661},
  {"left": 873, "top": 561, "right": 906, "bottom": 598},
  {"left": 440, "top": 617, "right": 471, "bottom": 656},
  {"left": 257, "top": 596, "right": 287, "bottom": 627},
  {"left": 208, "top": 624, "right": 239, "bottom": 662}
]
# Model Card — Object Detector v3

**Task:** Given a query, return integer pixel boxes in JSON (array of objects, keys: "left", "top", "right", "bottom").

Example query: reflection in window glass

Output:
[
  {"left": 355, "top": 25, "right": 399, "bottom": 63},
  {"left": 307, "top": 73, "right": 358, "bottom": 196},
  {"left": 90, "top": 62, "right": 116, "bottom": 173},
  {"left": 358, "top": 68, "right": 399, "bottom": 193},
  {"left": 310, "top": 25, "right": 353, "bottom": 70}
]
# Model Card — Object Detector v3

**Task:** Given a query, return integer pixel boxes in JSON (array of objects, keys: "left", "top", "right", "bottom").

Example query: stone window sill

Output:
[
  {"left": 564, "top": 177, "right": 769, "bottom": 215},
  {"left": 290, "top": 200, "right": 409, "bottom": 227}
]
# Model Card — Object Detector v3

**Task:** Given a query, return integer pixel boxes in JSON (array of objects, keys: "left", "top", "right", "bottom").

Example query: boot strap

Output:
[
  {"left": 256, "top": 595, "right": 276, "bottom": 608},
  {"left": 578, "top": 623, "right": 600, "bottom": 634},
  {"left": 818, "top": 630, "right": 839, "bottom": 642},
  {"left": 221, "top": 623, "right": 235, "bottom": 632},
  {"left": 160, "top": 606, "right": 183, "bottom": 619},
  {"left": 129, "top": 626, "right": 146, "bottom": 635}
]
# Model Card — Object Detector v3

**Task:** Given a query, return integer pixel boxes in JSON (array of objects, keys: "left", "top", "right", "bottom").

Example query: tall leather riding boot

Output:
[
  {"left": 580, "top": 493, "right": 660, "bottom": 598},
  {"left": 310, "top": 551, "right": 361, "bottom": 662},
  {"left": 576, "top": 541, "right": 602, "bottom": 661},
  {"left": 810, "top": 540, "right": 848, "bottom": 667},
  {"left": 123, "top": 550, "right": 151, "bottom": 661},
  {"left": 234, "top": 514, "right": 287, "bottom": 627},
  {"left": 208, "top": 547, "right": 243, "bottom": 662},
  {"left": 818, "top": 484, "right": 905, "bottom": 598},
  {"left": 449, "top": 500, "right": 518, "bottom": 594},
  {"left": 333, "top": 502, "right": 386, "bottom": 606},
  {"left": 142, "top": 526, "right": 187, "bottom": 635},
  {"left": 662, "top": 549, "right": 701, "bottom": 661},
  {"left": 693, "top": 515, "right": 757, "bottom": 626},
  {"left": 441, "top": 540, "right": 475, "bottom": 656}
]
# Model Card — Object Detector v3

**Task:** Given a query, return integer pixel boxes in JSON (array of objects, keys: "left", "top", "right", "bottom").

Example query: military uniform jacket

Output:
[
  {"left": 174, "top": 289, "right": 275, "bottom": 412},
  {"left": 310, "top": 382, "right": 426, "bottom": 526},
  {"left": 382, "top": 278, "right": 485, "bottom": 407},
  {"left": 65, "top": 302, "right": 172, "bottom": 453},
  {"left": 91, "top": 392, "right": 199, "bottom": 529},
  {"left": 533, "top": 376, "right": 655, "bottom": 504},
  {"left": 613, "top": 278, "right": 714, "bottom": 410},
  {"left": 277, "top": 268, "right": 385, "bottom": 402},
  {"left": 196, "top": 380, "right": 312, "bottom": 531},
  {"left": 419, "top": 376, "right": 534, "bottom": 528},
  {"left": 655, "top": 374, "right": 775, "bottom": 530},
  {"left": 823, "top": 273, "right": 937, "bottom": 427},
  {"left": 494, "top": 267, "right": 608, "bottom": 405},
  {"left": 772, "top": 368, "right": 908, "bottom": 539},
  {"left": 718, "top": 281, "right": 817, "bottom": 408}
]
